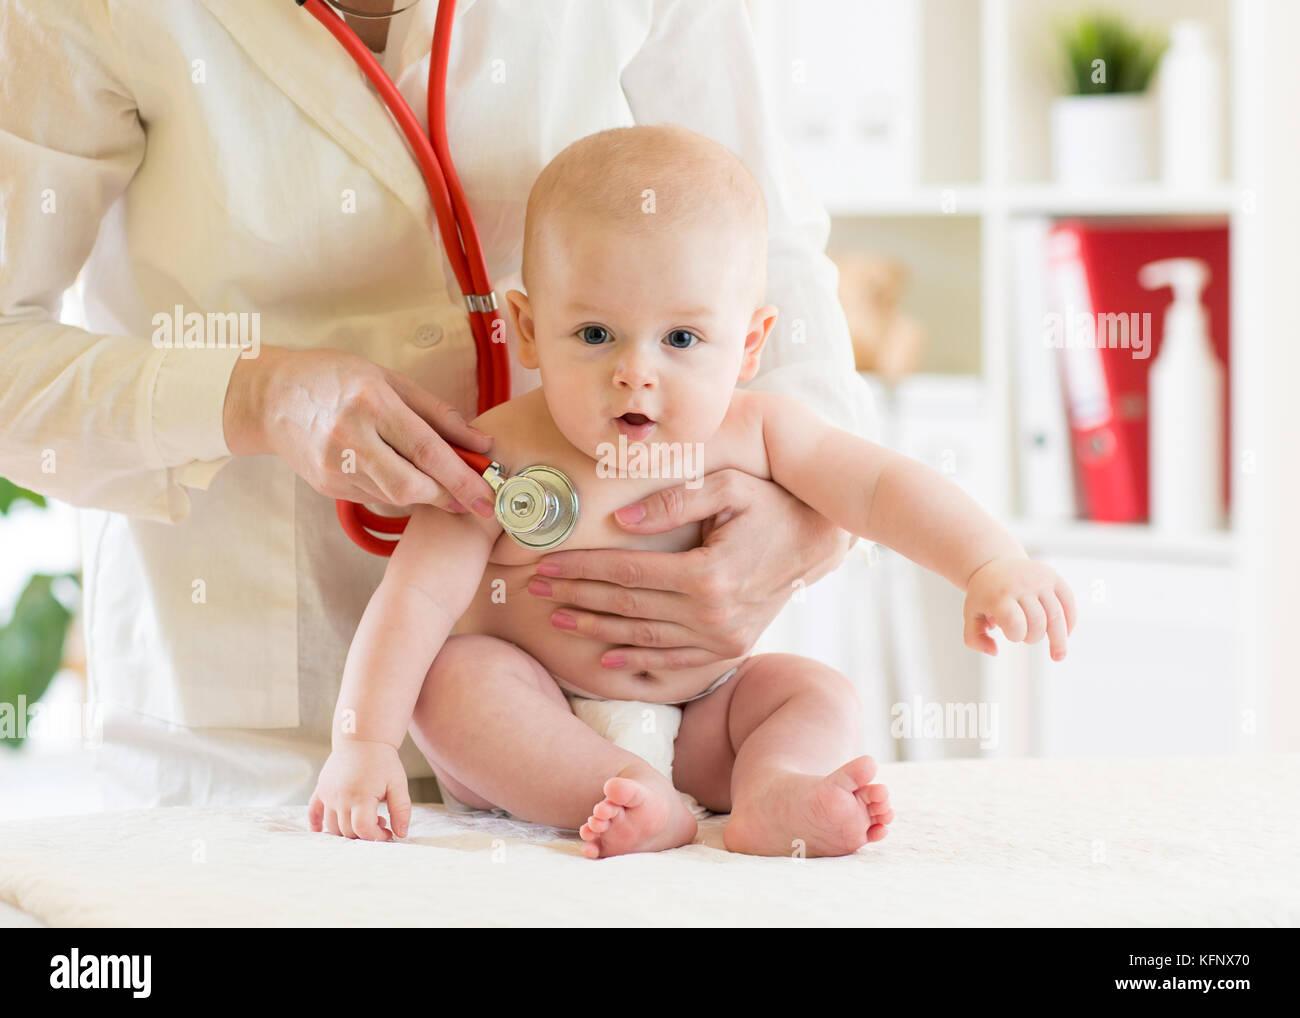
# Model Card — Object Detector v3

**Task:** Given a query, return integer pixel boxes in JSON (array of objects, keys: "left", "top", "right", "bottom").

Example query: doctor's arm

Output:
[
  {"left": 0, "top": 7, "right": 241, "bottom": 523},
  {"left": 309, "top": 503, "right": 498, "bottom": 840},
  {"left": 0, "top": 7, "right": 495, "bottom": 524}
]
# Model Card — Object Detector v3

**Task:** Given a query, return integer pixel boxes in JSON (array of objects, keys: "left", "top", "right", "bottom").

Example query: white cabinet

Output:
[{"left": 1024, "top": 554, "right": 1240, "bottom": 756}]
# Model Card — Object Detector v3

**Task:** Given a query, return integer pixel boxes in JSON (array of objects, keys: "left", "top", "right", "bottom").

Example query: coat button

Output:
[{"left": 411, "top": 323, "right": 443, "bottom": 347}]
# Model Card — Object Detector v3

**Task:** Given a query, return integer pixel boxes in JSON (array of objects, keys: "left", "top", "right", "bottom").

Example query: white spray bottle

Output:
[{"left": 1139, "top": 257, "right": 1224, "bottom": 532}]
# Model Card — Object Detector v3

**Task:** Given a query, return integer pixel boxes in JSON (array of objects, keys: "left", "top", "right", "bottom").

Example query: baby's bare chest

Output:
[
  {"left": 486, "top": 460, "right": 706, "bottom": 568},
  {"left": 469, "top": 390, "right": 771, "bottom": 579}
]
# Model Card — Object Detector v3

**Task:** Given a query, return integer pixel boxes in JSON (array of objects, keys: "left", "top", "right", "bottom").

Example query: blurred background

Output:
[
  {"left": 744, "top": 0, "right": 1298, "bottom": 763},
  {"left": 2, "top": 0, "right": 1297, "bottom": 820}
]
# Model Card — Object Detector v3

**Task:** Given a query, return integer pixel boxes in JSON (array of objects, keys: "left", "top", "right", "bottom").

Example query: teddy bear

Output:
[{"left": 833, "top": 251, "right": 926, "bottom": 384}]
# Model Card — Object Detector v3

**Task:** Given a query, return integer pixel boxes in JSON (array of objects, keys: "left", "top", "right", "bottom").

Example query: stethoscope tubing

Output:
[{"left": 298, "top": 0, "right": 511, "bottom": 555}]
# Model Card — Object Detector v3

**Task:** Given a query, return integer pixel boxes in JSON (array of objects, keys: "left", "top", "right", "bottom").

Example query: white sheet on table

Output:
[{"left": 0, "top": 754, "right": 1296, "bottom": 927}]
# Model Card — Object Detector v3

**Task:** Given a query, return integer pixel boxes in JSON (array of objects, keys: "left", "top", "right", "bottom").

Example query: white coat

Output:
[{"left": 0, "top": 0, "right": 877, "bottom": 806}]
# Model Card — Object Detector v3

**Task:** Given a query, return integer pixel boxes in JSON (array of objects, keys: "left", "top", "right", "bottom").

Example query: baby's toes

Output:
[
  {"left": 854, "top": 782, "right": 889, "bottom": 816},
  {"left": 592, "top": 799, "right": 622, "bottom": 822},
  {"left": 582, "top": 814, "right": 612, "bottom": 837}
]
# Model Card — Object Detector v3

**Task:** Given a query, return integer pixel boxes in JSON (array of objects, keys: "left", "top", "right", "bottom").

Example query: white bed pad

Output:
[{"left": 1, "top": 753, "right": 1296, "bottom": 927}]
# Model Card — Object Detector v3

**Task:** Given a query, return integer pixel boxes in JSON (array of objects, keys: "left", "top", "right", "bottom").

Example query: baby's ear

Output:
[
  {"left": 505, "top": 289, "right": 538, "bottom": 370},
  {"left": 738, "top": 304, "right": 779, "bottom": 382}
]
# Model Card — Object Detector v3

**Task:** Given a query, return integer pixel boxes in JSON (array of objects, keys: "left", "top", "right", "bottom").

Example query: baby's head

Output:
[{"left": 506, "top": 124, "right": 778, "bottom": 458}]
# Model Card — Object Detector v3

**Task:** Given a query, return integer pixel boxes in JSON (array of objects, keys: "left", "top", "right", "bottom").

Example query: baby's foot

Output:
[
  {"left": 723, "top": 755, "right": 894, "bottom": 858},
  {"left": 579, "top": 772, "right": 698, "bottom": 859}
]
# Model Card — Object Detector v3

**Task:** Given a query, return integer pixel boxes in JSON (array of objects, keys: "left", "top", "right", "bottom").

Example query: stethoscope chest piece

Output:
[{"left": 494, "top": 465, "right": 579, "bottom": 550}]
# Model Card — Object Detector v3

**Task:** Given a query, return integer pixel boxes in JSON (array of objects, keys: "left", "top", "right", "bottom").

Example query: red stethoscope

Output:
[{"left": 298, "top": 0, "right": 578, "bottom": 555}]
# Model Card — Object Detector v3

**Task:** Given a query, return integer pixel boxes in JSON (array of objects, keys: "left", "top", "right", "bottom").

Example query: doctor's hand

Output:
[
  {"left": 222, "top": 345, "right": 498, "bottom": 516},
  {"left": 308, "top": 739, "right": 411, "bottom": 841},
  {"left": 525, "top": 469, "right": 853, "bottom": 672}
]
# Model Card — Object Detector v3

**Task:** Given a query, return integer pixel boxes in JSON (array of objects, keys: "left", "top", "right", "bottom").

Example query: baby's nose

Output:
[{"left": 613, "top": 358, "right": 657, "bottom": 389}]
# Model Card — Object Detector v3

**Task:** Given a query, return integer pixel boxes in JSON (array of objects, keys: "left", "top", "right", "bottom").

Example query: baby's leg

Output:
[
  {"left": 409, "top": 634, "right": 696, "bottom": 853},
  {"left": 672, "top": 653, "right": 894, "bottom": 857}
]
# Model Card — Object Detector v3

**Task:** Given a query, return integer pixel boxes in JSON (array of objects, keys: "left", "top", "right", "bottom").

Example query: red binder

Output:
[{"left": 1046, "top": 221, "right": 1230, "bottom": 523}]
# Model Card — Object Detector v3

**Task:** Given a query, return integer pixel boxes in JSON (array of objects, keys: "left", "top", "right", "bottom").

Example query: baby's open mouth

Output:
[{"left": 614, "top": 412, "right": 657, "bottom": 439}]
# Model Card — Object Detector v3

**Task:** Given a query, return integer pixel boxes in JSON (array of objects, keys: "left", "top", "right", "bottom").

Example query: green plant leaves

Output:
[
  {"left": 0, "top": 573, "right": 78, "bottom": 749},
  {"left": 0, "top": 478, "right": 46, "bottom": 515},
  {"left": 1057, "top": 12, "right": 1167, "bottom": 95}
]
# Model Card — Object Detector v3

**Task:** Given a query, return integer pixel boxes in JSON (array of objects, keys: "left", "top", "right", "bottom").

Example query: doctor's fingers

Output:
[
  {"left": 530, "top": 575, "right": 693, "bottom": 630},
  {"left": 549, "top": 607, "right": 723, "bottom": 667},
  {"left": 376, "top": 399, "right": 497, "bottom": 513},
  {"left": 352, "top": 438, "right": 454, "bottom": 511},
  {"left": 384, "top": 370, "right": 494, "bottom": 455}
]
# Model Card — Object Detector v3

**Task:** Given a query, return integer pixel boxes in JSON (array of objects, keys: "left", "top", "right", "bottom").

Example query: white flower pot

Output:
[{"left": 1051, "top": 93, "right": 1156, "bottom": 187}]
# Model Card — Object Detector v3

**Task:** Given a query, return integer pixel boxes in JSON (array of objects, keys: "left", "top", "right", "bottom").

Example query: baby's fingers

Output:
[
  {"left": 1056, "top": 580, "right": 1078, "bottom": 635},
  {"left": 1019, "top": 596, "right": 1047, "bottom": 644},
  {"left": 992, "top": 596, "right": 1028, "bottom": 642},
  {"left": 386, "top": 777, "right": 412, "bottom": 839},
  {"left": 1042, "top": 592, "right": 1070, "bottom": 662},
  {"left": 351, "top": 802, "right": 392, "bottom": 842},
  {"left": 336, "top": 807, "right": 357, "bottom": 840},
  {"left": 963, "top": 611, "right": 997, "bottom": 655},
  {"left": 308, "top": 795, "right": 325, "bottom": 833}
]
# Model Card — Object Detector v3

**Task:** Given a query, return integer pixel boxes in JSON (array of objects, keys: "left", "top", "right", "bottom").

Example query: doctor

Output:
[{"left": 0, "top": 0, "right": 877, "bottom": 808}]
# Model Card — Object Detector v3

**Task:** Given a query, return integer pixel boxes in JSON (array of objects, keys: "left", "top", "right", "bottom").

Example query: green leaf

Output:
[
  {"left": 1055, "top": 11, "right": 1167, "bottom": 95},
  {"left": 0, "top": 477, "right": 47, "bottom": 515},
  {"left": 0, "top": 573, "right": 77, "bottom": 748}
]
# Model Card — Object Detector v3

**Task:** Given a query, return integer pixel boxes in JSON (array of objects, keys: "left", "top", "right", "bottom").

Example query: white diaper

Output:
[{"left": 435, "top": 668, "right": 741, "bottom": 822}]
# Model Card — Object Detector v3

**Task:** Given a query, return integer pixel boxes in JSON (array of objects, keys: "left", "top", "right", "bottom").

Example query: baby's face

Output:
[{"left": 506, "top": 217, "right": 777, "bottom": 460}]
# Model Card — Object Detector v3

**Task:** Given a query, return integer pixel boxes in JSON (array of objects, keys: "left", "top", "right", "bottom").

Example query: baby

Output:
[{"left": 309, "top": 124, "right": 1076, "bottom": 858}]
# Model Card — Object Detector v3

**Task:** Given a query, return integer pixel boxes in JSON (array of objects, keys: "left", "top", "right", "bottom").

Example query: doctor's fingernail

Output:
[
  {"left": 602, "top": 655, "right": 626, "bottom": 668},
  {"left": 615, "top": 503, "right": 646, "bottom": 524},
  {"left": 446, "top": 499, "right": 466, "bottom": 513},
  {"left": 535, "top": 562, "right": 562, "bottom": 576},
  {"left": 472, "top": 496, "right": 494, "bottom": 518},
  {"left": 527, "top": 577, "right": 552, "bottom": 596},
  {"left": 551, "top": 611, "right": 577, "bottom": 630}
]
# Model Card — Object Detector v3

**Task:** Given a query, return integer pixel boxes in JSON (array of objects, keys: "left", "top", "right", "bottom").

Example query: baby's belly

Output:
[{"left": 452, "top": 563, "right": 743, "bottom": 703}]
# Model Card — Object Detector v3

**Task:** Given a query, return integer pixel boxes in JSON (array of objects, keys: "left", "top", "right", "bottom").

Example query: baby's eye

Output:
[
  {"left": 579, "top": 325, "right": 611, "bottom": 345},
  {"left": 665, "top": 329, "right": 699, "bottom": 349}
]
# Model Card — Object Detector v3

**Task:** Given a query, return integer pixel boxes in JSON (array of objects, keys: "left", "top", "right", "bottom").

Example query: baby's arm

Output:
[
  {"left": 309, "top": 503, "right": 500, "bottom": 840},
  {"left": 759, "top": 391, "right": 1076, "bottom": 658}
]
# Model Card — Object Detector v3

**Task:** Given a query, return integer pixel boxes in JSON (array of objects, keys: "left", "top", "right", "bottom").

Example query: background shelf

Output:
[{"left": 750, "top": 0, "right": 1263, "bottom": 760}]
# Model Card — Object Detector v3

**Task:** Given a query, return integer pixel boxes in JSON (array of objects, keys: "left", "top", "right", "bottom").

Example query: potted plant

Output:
[
  {"left": 0, "top": 478, "right": 80, "bottom": 749},
  {"left": 1051, "top": 12, "right": 1167, "bottom": 187}
]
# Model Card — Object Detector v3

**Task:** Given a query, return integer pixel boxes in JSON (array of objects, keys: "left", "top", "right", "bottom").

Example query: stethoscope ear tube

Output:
[{"left": 300, "top": 0, "right": 513, "bottom": 556}]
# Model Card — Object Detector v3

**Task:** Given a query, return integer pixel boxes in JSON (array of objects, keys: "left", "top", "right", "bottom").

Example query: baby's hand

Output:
[
  {"left": 308, "top": 740, "right": 411, "bottom": 841},
  {"left": 962, "top": 555, "right": 1077, "bottom": 661}
]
